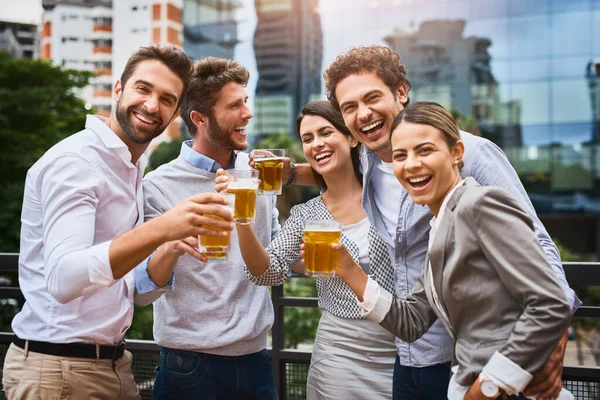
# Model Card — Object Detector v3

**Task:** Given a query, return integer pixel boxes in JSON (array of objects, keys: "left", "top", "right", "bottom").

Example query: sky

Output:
[{"left": 0, "top": 0, "right": 43, "bottom": 24}]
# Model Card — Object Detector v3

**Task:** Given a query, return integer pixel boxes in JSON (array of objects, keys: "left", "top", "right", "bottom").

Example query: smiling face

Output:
[
  {"left": 300, "top": 114, "right": 357, "bottom": 179},
  {"left": 335, "top": 72, "right": 407, "bottom": 162},
  {"left": 113, "top": 60, "right": 182, "bottom": 145},
  {"left": 391, "top": 121, "right": 463, "bottom": 216},
  {"left": 205, "top": 81, "right": 252, "bottom": 151}
]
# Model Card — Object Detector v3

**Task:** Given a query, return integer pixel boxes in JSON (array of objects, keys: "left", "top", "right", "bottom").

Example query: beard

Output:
[
  {"left": 205, "top": 111, "right": 249, "bottom": 151},
  {"left": 115, "top": 98, "right": 169, "bottom": 145}
]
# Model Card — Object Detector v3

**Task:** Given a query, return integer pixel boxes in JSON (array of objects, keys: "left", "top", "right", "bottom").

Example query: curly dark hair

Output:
[
  {"left": 180, "top": 57, "right": 250, "bottom": 137},
  {"left": 324, "top": 45, "right": 411, "bottom": 111}
]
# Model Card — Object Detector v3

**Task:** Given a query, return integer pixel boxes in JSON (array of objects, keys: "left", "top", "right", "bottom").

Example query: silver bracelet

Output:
[{"left": 285, "top": 162, "right": 297, "bottom": 186}]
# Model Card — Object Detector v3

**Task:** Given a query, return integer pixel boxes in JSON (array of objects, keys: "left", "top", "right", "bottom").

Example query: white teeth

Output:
[
  {"left": 315, "top": 152, "right": 332, "bottom": 161},
  {"left": 135, "top": 113, "right": 153, "bottom": 124},
  {"left": 409, "top": 176, "right": 429, "bottom": 183},
  {"left": 361, "top": 121, "right": 383, "bottom": 132}
]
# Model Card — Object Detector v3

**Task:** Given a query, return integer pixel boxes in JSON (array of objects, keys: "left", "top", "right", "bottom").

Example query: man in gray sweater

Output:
[{"left": 137, "top": 57, "right": 280, "bottom": 399}]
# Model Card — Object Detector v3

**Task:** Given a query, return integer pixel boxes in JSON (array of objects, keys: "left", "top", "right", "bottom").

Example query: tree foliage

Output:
[
  {"left": 146, "top": 137, "right": 183, "bottom": 173},
  {"left": 0, "top": 52, "right": 93, "bottom": 252},
  {"left": 0, "top": 52, "right": 93, "bottom": 332}
]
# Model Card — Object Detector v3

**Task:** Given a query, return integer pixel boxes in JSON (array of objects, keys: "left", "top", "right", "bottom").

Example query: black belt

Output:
[{"left": 13, "top": 337, "right": 126, "bottom": 361}]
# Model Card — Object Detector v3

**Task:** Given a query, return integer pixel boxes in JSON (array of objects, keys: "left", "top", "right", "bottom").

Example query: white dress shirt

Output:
[{"left": 12, "top": 115, "right": 146, "bottom": 345}]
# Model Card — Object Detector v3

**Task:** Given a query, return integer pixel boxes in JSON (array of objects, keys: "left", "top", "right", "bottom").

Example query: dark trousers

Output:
[
  {"left": 392, "top": 355, "right": 451, "bottom": 400},
  {"left": 153, "top": 347, "right": 278, "bottom": 400}
]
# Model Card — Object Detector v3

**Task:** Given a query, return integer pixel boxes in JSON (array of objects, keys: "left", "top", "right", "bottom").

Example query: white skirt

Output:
[{"left": 306, "top": 310, "right": 397, "bottom": 400}]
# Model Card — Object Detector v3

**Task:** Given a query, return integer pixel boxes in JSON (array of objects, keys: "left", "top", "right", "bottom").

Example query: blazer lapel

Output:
[{"left": 428, "top": 180, "right": 473, "bottom": 326}]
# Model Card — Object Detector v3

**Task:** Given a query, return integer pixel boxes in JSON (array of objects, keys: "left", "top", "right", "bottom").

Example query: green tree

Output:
[
  {"left": 146, "top": 137, "right": 183, "bottom": 173},
  {"left": 0, "top": 51, "right": 93, "bottom": 252},
  {"left": 283, "top": 278, "right": 321, "bottom": 349},
  {"left": 0, "top": 52, "right": 92, "bottom": 332}
]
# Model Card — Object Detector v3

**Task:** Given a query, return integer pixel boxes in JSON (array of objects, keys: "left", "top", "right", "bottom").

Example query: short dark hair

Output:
[
  {"left": 391, "top": 101, "right": 464, "bottom": 169},
  {"left": 296, "top": 100, "right": 362, "bottom": 190},
  {"left": 324, "top": 45, "right": 411, "bottom": 111},
  {"left": 120, "top": 44, "right": 193, "bottom": 108},
  {"left": 180, "top": 57, "right": 250, "bottom": 137}
]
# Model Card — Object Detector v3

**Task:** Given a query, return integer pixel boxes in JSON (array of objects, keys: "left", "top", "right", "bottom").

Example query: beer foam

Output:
[
  {"left": 304, "top": 227, "right": 341, "bottom": 232},
  {"left": 228, "top": 180, "right": 257, "bottom": 190},
  {"left": 256, "top": 157, "right": 284, "bottom": 162}
]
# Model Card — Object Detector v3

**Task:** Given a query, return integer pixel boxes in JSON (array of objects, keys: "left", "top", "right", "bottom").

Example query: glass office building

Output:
[{"left": 185, "top": 0, "right": 600, "bottom": 250}]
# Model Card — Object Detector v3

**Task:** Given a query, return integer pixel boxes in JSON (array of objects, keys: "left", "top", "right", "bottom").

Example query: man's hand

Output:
[
  {"left": 161, "top": 236, "right": 206, "bottom": 262},
  {"left": 147, "top": 236, "right": 207, "bottom": 287},
  {"left": 524, "top": 330, "right": 568, "bottom": 399},
  {"left": 159, "top": 192, "right": 234, "bottom": 242}
]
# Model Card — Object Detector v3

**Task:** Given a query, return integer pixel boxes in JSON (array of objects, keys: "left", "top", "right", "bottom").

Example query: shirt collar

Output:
[
  {"left": 180, "top": 140, "right": 237, "bottom": 172},
  {"left": 85, "top": 115, "right": 147, "bottom": 168},
  {"left": 430, "top": 179, "right": 466, "bottom": 230}
]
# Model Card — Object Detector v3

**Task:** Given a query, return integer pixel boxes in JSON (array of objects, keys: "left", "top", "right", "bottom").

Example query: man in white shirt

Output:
[{"left": 2, "top": 45, "right": 234, "bottom": 400}]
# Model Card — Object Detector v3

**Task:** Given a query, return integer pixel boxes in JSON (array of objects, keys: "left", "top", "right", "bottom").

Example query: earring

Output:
[{"left": 454, "top": 160, "right": 459, "bottom": 165}]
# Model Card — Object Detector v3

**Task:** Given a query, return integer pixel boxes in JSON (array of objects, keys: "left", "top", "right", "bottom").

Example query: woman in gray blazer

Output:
[{"left": 333, "top": 102, "right": 573, "bottom": 400}]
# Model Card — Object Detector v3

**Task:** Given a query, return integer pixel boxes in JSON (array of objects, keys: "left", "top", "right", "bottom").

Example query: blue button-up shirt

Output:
[
  {"left": 361, "top": 130, "right": 580, "bottom": 367},
  {"left": 180, "top": 139, "right": 237, "bottom": 172}
]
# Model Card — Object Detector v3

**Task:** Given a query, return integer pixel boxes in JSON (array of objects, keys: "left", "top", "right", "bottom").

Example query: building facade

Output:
[
  {"left": 252, "top": 0, "right": 322, "bottom": 136},
  {"left": 182, "top": 0, "right": 241, "bottom": 62},
  {"left": 0, "top": 20, "right": 39, "bottom": 59},
  {"left": 313, "top": 0, "right": 600, "bottom": 255},
  {"left": 42, "top": 0, "right": 184, "bottom": 145}
]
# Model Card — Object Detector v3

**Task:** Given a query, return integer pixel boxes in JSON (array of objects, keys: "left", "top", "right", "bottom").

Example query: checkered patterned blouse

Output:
[{"left": 245, "top": 196, "right": 395, "bottom": 319}]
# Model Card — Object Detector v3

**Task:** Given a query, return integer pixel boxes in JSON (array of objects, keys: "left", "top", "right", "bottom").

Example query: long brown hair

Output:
[{"left": 296, "top": 100, "right": 362, "bottom": 190}]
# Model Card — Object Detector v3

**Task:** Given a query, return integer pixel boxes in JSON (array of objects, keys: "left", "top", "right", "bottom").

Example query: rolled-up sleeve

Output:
[
  {"left": 40, "top": 154, "right": 114, "bottom": 304},
  {"left": 245, "top": 203, "right": 305, "bottom": 286}
]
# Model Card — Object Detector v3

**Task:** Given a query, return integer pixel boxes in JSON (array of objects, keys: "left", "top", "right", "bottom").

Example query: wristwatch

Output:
[{"left": 479, "top": 376, "right": 500, "bottom": 399}]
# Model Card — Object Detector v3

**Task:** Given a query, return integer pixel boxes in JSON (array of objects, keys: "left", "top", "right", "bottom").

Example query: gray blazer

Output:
[{"left": 380, "top": 177, "right": 572, "bottom": 386}]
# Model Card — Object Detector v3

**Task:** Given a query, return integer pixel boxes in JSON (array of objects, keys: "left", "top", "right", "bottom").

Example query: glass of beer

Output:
[
  {"left": 227, "top": 169, "right": 259, "bottom": 224},
  {"left": 198, "top": 193, "right": 235, "bottom": 260},
  {"left": 254, "top": 149, "right": 285, "bottom": 195},
  {"left": 303, "top": 220, "right": 342, "bottom": 278}
]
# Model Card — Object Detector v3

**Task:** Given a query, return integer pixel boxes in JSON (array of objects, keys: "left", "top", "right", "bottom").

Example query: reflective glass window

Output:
[
  {"left": 508, "top": 0, "right": 549, "bottom": 17},
  {"left": 508, "top": 15, "right": 551, "bottom": 59},
  {"left": 511, "top": 82, "right": 550, "bottom": 125},
  {"left": 551, "top": 79, "right": 594, "bottom": 125},
  {"left": 550, "top": 12, "right": 592, "bottom": 57}
]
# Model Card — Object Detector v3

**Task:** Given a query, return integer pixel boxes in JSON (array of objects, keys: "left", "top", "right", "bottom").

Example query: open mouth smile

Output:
[
  {"left": 407, "top": 175, "right": 432, "bottom": 190},
  {"left": 359, "top": 120, "right": 384, "bottom": 138},
  {"left": 314, "top": 151, "right": 333, "bottom": 165}
]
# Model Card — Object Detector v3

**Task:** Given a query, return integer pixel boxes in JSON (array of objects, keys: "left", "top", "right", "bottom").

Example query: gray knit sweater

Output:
[{"left": 139, "top": 153, "right": 279, "bottom": 356}]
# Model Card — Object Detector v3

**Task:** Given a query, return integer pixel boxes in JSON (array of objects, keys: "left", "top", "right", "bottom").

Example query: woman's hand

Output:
[
  {"left": 333, "top": 243, "right": 368, "bottom": 301},
  {"left": 214, "top": 168, "right": 230, "bottom": 193}
]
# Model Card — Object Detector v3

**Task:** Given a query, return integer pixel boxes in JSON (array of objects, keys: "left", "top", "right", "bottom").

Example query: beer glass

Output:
[
  {"left": 303, "top": 220, "right": 342, "bottom": 278},
  {"left": 227, "top": 169, "right": 259, "bottom": 224},
  {"left": 198, "top": 193, "right": 235, "bottom": 260},
  {"left": 254, "top": 149, "right": 285, "bottom": 195}
]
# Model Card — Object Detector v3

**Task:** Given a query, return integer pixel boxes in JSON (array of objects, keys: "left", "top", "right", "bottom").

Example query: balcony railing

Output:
[{"left": 0, "top": 253, "right": 599, "bottom": 399}]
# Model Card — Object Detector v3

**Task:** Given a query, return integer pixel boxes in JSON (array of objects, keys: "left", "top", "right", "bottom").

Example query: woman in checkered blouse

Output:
[{"left": 224, "top": 101, "right": 397, "bottom": 399}]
